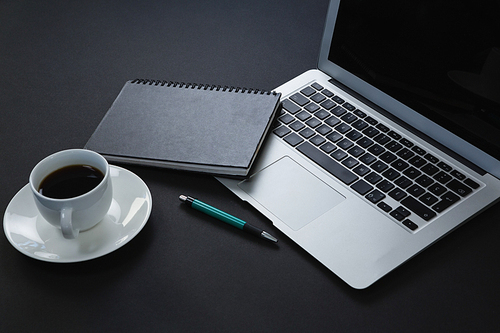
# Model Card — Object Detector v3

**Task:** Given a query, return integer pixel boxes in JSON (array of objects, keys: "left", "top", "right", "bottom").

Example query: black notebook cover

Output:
[{"left": 85, "top": 79, "right": 281, "bottom": 177}]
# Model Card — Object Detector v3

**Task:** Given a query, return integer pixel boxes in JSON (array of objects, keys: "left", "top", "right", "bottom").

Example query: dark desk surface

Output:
[{"left": 1, "top": 1, "right": 499, "bottom": 332}]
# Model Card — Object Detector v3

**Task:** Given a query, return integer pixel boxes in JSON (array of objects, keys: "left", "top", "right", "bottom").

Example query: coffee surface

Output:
[{"left": 38, "top": 164, "right": 104, "bottom": 199}]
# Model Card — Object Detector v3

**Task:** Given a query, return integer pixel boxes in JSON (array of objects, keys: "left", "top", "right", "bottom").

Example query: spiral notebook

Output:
[{"left": 85, "top": 79, "right": 281, "bottom": 177}]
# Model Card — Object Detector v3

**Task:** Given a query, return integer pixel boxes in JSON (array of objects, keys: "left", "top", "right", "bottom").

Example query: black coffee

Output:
[{"left": 38, "top": 164, "right": 104, "bottom": 199}]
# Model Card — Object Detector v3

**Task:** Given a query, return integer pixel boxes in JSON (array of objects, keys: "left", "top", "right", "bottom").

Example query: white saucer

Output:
[{"left": 3, "top": 165, "right": 152, "bottom": 263}]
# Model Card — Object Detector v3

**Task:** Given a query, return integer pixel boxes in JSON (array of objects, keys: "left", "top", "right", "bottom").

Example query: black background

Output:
[{"left": 1, "top": 1, "right": 499, "bottom": 332}]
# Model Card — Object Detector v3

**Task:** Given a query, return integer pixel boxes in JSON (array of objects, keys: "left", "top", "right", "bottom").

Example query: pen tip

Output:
[
  {"left": 179, "top": 195, "right": 187, "bottom": 202},
  {"left": 261, "top": 231, "right": 278, "bottom": 243}
]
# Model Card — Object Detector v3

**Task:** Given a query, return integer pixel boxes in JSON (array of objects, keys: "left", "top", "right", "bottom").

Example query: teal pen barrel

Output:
[{"left": 192, "top": 199, "right": 246, "bottom": 230}]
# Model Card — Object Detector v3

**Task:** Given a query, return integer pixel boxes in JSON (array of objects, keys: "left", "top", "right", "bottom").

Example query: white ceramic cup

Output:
[{"left": 29, "top": 149, "right": 113, "bottom": 239}]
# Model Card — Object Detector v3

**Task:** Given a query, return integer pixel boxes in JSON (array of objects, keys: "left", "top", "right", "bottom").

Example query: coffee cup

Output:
[{"left": 29, "top": 149, "right": 113, "bottom": 239}]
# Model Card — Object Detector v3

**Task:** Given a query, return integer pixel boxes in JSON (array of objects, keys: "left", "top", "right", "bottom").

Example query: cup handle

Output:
[{"left": 60, "top": 207, "right": 79, "bottom": 239}]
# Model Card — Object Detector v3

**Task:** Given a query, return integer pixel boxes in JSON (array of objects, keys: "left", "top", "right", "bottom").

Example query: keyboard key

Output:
[
  {"left": 315, "top": 109, "right": 330, "bottom": 120},
  {"left": 362, "top": 126, "right": 380, "bottom": 138},
  {"left": 391, "top": 159, "right": 409, "bottom": 171},
  {"left": 376, "top": 123, "right": 390, "bottom": 132},
  {"left": 316, "top": 124, "right": 332, "bottom": 135},
  {"left": 331, "top": 105, "right": 346, "bottom": 116},
  {"left": 279, "top": 114, "right": 294, "bottom": 124},
  {"left": 290, "top": 93, "right": 309, "bottom": 106},
  {"left": 408, "top": 156, "right": 427, "bottom": 168},
  {"left": 397, "top": 148, "right": 415, "bottom": 160},
  {"left": 386, "top": 141, "right": 403, "bottom": 152},
  {"left": 394, "top": 176, "right": 412, "bottom": 189},
  {"left": 299, "top": 128, "right": 315, "bottom": 139},
  {"left": 390, "top": 206, "right": 410, "bottom": 221},
  {"left": 464, "top": 178, "right": 480, "bottom": 189},
  {"left": 320, "top": 142, "right": 337, "bottom": 153},
  {"left": 353, "top": 109, "right": 366, "bottom": 118},
  {"left": 335, "top": 123, "right": 351, "bottom": 134},
  {"left": 446, "top": 179, "right": 472, "bottom": 197},
  {"left": 352, "top": 119, "right": 368, "bottom": 130},
  {"left": 401, "top": 196, "right": 436, "bottom": 221},
  {"left": 421, "top": 163, "right": 439, "bottom": 176},
  {"left": 347, "top": 146, "right": 365, "bottom": 157},
  {"left": 320, "top": 99, "right": 336, "bottom": 110},
  {"left": 296, "top": 110, "right": 311, "bottom": 121},
  {"left": 321, "top": 89, "right": 334, "bottom": 97},
  {"left": 345, "top": 130, "right": 363, "bottom": 141},
  {"left": 402, "top": 219, "right": 418, "bottom": 231},
  {"left": 273, "top": 126, "right": 291, "bottom": 138},
  {"left": 364, "top": 116, "right": 378, "bottom": 125},
  {"left": 325, "top": 116, "right": 341, "bottom": 127},
  {"left": 342, "top": 157, "right": 359, "bottom": 168},
  {"left": 428, "top": 183, "right": 447, "bottom": 196},
  {"left": 311, "top": 93, "right": 326, "bottom": 103},
  {"left": 306, "top": 117, "right": 321, "bottom": 128},
  {"left": 312, "top": 82, "right": 323, "bottom": 90},
  {"left": 374, "top": 133, "right": 391, "bottom": 145},
  {"left": 332, "top": 96, "right": 345, "bottom": 104},
  {"left": 326, "top": 131, "right": 343, "bottom": 142},
  {"left": 437, "top": 161, "right": 452, "bottom": 172},
  {"left": 433, "top": 171, "right": 452, "bottom": 184},
  {"left": 371, "top": 161, "right": 388, "bottom": 173},
  {"left": 407, "top": 184, "right": 425, "bottom": 197},
  {"left": 382, "top": 168, "right": 400, "bottom": 181},
  {"left": 366, "top": 190, "right": 386, "bottom": 203},
  {"left": 310, "top": 135, "right": 326, "bottom": 146},
  {"left": 343, "top": 102, "right": 356, "bottom": 111},
  {"left": 353, "top": 164, "right": 371, "bottom": 176},
  {"left": 379, "top": 151, "right": 397, "bottom": 163},
  {"left": 337, "top": 138, "right": 354, "bottom": 150},
  {"left": 424, "top": 153, "right": 439, "bottom": 164},
  {"left": 341, "top": 113, "right": 358, "bottom": 123},
  {"left": 403, "top": 167, "right": 422, "bottom": 179},
  {"left": 300, "top": 86, "right": 316, "bottom": 96},
  {"left": 290, "top": 120, "right": 305, "bottom": 131},
  {"left": 305, "top": 102, "right": 320, "bottom": 113},
  {"left": 377, "top": 180, "right": 395, "bottom": 192},
  {"left": 357, "top": 137, "right": 374, "bottom": 148},
  {"left": 419, "top": 193, "right": 439, "bottom": 206},
  {"left": 415, "top": 174, "right": 434, "bottom": 187},
  {"left": 365, "top": 172, "right": 383, "bottom": 184},
  {"left": 412, "top": 146, "right": 426, "bottom": 155},
  {"left": 368, "top": 144, "right": 385, "bottom": 156},
  {"left": 388, "top": 131, "right": 402, "bottom": 140},
  {"left": 389, "top": 188, "right": 407, "bottom": 201},
  {"left": 432, "top": 191, "right": 460, "bottom": 213},
  {"left": 283, "top": 133, "right": 304, "bottom": 146},
  {"left": 282, "top": 99, "right": 301, "bottom": 114},
  {"left": 306, "top": 117, "right": 322, "bottom": 128},
  {"left": 450, "top": 170, "right": 466, "bottom": 180},
  {"left": 296, "top": 142, "right": 358, "bottom": 184},
  {"left": 359, "top": 153, "right": 377, "bottom": 165},
  {"left": 400, "top": 139, "right": 414, "bottom": 148},
  {"left": 331, "top": 150, "right": 348, "bottom": 161},
  {"left": 378, "top": 201, "right": 392, "bottom": 212}
]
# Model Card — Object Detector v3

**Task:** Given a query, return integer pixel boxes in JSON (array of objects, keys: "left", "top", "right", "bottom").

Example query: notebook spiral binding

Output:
[{"left": 131, "top": 79, "right": 278, "bottom": 95}]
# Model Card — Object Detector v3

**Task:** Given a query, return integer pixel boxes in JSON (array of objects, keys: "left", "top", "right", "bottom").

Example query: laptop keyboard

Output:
[{"left": 273, "top": 82, "right": 481, "bottom": 232}]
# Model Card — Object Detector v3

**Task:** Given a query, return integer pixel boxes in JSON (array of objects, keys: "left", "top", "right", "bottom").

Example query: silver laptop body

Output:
[{"left": 218, "top": 0, "right": 500, "bottom": 288}]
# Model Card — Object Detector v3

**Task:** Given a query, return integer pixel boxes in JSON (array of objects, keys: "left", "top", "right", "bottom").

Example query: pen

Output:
[{"left": 179, "top": 195, "right": 278, "bottom": 243}]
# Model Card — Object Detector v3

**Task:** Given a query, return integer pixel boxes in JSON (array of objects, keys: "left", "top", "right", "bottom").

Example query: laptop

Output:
[{"left": 218, "top": 0, "right": 500, "bottom": 289}]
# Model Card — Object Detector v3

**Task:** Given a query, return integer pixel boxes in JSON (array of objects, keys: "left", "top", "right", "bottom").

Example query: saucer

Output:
[{"left": 3, "top": 165, "right": 152, "bottom": 263}]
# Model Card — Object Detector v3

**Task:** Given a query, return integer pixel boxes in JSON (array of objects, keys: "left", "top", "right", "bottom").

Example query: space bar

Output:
[{"left": 296, "top": 142, "right": 358, "bottom": 185}]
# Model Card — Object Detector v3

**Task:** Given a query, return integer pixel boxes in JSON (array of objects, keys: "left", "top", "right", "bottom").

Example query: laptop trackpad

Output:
[{"left": 238, "top": 156, "right": 345, "bottom": 231}]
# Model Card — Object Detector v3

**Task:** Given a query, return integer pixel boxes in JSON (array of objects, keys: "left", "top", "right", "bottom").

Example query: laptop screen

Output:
[{"left": 327, "top": 0, "right": 500, "bottom": 162}]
